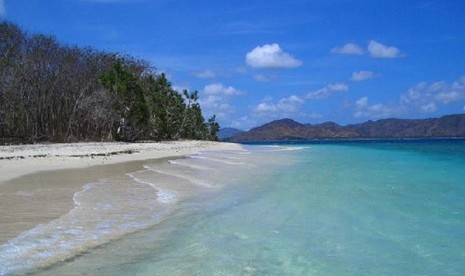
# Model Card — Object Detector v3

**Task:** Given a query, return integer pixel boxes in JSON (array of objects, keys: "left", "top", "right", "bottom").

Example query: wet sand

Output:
[{"left": 0, "top": 141, "right": 241, "bottom": 244}]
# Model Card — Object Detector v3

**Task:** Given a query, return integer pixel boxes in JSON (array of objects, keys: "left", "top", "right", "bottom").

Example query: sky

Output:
[{"left": 1, "top": 0, "right": 465, "bottom": 129}]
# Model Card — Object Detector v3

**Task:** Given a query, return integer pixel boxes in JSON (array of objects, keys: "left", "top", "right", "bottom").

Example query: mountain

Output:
[
  {"left": 228, "top": 114, "right": 465, "bottom": 142},
  {"left": 217, "top": 127, "right": 244, "bottom": 140},
  {"left": 244, "top": 118, "right": 306, "bottom": 141}
]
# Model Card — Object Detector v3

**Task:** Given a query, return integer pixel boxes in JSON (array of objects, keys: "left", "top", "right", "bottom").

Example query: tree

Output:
[
  {"left": 0, "top": 21, "right": 25, "bottom": 140},
  {"left": 144, "top": 73, "right": 186, "bottom": 140},
  {"left": 1, "top": 21, "right": 217, "bottom": 143},
  {"left": 178, "top": 89, "right": 201, "bottom": 139},
  {"left": 99, "top": 60, "right": 149, "bottom": 141},
  {"left": 207, "top": 115, "right": 220, "bottom": 141}
]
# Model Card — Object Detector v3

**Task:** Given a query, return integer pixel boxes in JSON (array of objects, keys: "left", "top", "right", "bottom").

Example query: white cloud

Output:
[
  {"left": 351, "top": 70, "right": 374, "bottom": 81},
  {"left": 250, "top": 94, "right": 325, "bottom": 126},
  {"left": 367, "top": 40, "right": 401, "bottom": 58},
  {"left": 246, "top": 43, "right": 302, "bottom": 68},
  {"left": 305, "top": 83, "right": 348, "bottom": 100},
  {"left": 355, "top": 102, "right": 397, "bottom": 118},
  {"left": 249, "top": 84, "right": 346, "bottom": 125},
  {"left": 421, "top": 102, "right": 437, "bottom": 112},
  {"left": 400, "top": 82, "right": 426, "bottom": 103},
  {"left": 355, "top": 75, "right": 465, "bottom": 119},
  {"left": 194, "top": 70, "right": 216, "bottom": 79},
  {"left": 0, "top": 0, "right": 6, "bottom": 18},
  {"left": 200, "top": 83, "right": 243, "bottom": 120},
  {"left": 356, "top": 97, "right": 368, "bottom": 109},
  {"left": 436, "top": 90, "right": 461, "bottom": 103},
  {"left": 255, "top": 102, "right": 278, "bottom": 113},
  {"left": 203, "top": 83, "right": 242, "bottom": 96},
  {"left": 200, "top": 95, "right": 234, "bottom": 120},
  {"left": 354, "top": 97, "right": 394, "bottom": 118},
  {"left": 277, "top": 95, "right": 304, "bottom": 113},
  {"left": 401, "top": 76, "right": 465, "bottom": 105},
  {"left": 253, "top": 95, "right": 304, "bottom": 117},
  {"left": 331, "top": 43, "right": 364, "bottom": 55}
]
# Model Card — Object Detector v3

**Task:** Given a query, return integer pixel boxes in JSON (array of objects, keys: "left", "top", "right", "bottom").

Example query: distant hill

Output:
[
  {"left": 217, "top": 127, "right": 244, "bottom": 140},
  {"left": 228, "top": 114, "right": 465, "bottom": 142}
]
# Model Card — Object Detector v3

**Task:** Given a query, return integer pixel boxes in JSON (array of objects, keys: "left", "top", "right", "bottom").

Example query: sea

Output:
[{"left": 1, "top": 139, "right": 465, "bottom": 275}]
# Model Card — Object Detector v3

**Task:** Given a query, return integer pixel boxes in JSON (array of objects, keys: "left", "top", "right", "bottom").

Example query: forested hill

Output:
[
  {"left": 227, "top": 114, "right": 465, "bottom": 142},
  {"left": 0, "top": 21, "right": 219, "bottom": 143}
]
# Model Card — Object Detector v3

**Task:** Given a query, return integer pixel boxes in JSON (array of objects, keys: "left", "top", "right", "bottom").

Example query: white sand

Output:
[
  {"left": 0, "top": 140, "right": 242, "bottom": 185},
  {"left": 0, "top": 141, "right": 243, "bottom": 244}
]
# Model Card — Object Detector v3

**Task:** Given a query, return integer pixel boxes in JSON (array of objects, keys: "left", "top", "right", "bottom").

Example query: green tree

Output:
[
  {"left": 207, "top": 115, "right": 220, "bottom": 141},
  {"left": 100, "top": 60, "right": 149, "bottom": 141},
  {"left": 178, "top": 90, "right": 204, "bottom": 139},
  {"left": 144, "top": 73, "right": 185, "bottom": 140},
  {"left": 1, "top": 21, "right": 217, "bottom": 143}
]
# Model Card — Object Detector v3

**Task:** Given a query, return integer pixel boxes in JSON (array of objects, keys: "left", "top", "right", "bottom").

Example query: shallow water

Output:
[{"left": 2, "top": 142, "right": 465, "bottom": 275}]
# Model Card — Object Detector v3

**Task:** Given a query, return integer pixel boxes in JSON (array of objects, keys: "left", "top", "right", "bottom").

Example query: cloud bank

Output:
[
  {"left": 246, "top": 43, "right": 302, "bottom": 68},
  {"left": 251, "top": 82, "right": 350, "bottom": 123},
  {"left": 253, "top": 95, "right": 304, "bottom": 116},
  {"left": 200, "top": 83, "right": 243, "bottom": 120},
  {"left": 355, "top": 75, "right": 465, "bottom": 118}
]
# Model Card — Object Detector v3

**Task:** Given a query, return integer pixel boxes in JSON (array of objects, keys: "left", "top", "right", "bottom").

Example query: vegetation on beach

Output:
[{"left": 0, "top": 21, "right": 219, "bottom": 143}]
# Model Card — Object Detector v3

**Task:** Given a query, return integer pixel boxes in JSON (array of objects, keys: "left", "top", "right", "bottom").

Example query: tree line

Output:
[{"left": 0, "top": 21, "right": 219, "bottom": 143}]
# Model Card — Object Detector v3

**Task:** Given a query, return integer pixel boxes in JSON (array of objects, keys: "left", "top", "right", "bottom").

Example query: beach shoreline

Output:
[
  {"left": 0, "top": 140, "right": 241, "bottom": 185},
  {"left": 0, "top": 140, "right": 242, "bottom": 244}
]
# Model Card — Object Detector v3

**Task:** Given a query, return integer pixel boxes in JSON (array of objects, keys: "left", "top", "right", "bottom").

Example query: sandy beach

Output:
[
  {"left": 0, "top": 141, "right": 242, "bottom": 244},
  {"left": 0, "top": 141, "right": 241, "bottom": 185}
]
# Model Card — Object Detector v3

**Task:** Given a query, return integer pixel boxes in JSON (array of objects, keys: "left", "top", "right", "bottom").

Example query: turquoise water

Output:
[{"left": 2, "top": 141, "right": 465, "bottom": 275}]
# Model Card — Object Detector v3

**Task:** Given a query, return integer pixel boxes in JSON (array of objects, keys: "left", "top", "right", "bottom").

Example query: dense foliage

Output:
[{"left": 0, "top": 21, "right": 219, "bottom": 143}]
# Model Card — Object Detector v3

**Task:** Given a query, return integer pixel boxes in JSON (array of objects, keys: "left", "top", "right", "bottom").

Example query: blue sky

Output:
[{"left": 2, "top": 0, "right": 465, "bottom": 129}]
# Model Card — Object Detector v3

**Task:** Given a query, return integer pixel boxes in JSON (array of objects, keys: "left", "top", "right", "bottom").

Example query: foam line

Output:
[
  {"left": 143, "top": 166, "right": 214, "bottom": 188},
  {"left": 168, "top": 160, "right": 215, "bottom": 171},
  {"left": 126, "top": 172, "right": 177, "bottom": 204},
  {"left": 189, "top": 155, "right": 246, "bottom": 165}
]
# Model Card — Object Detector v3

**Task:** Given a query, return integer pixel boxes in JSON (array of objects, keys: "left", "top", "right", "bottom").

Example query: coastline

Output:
[
  {"left": 0, "top": 140, "right": 241, "bottom": 185},
  {"left": 0, "top": 140, "right": 242, "bottom": 244}
]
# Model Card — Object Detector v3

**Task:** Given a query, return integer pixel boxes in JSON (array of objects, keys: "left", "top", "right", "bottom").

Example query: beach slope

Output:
[{"left": 0, "top": 141, "right": 241, "bottom": 185}]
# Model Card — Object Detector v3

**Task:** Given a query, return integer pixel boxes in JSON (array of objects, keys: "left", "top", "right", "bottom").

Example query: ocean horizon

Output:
[{"left": 1, "top": 140, "right": 465, "bottom": 275}]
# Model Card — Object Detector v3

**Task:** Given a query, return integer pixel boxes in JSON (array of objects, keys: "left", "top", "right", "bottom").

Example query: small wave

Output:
[
  {"left": 72, "top": 182, "right": 94, "bottom": 207},
  {"left": 257, "top": 146, "right": 306, "bottom": 152},
  {"left": 126, "top": 172, "right": 177, "bottom": 204},
  {"left": 143, "top": 165, "right": 214, "bottom": 188},
  {"left": 278, "top": 146, "right": 306, "bottom": 151},
  {"left": 157, "top": 190, "right": 177, "bottom": 204},
  {"left": 168, "top": 160, "right": 215, "bottom": 171},
  {"left": 189, "top": 155, "right": 246, "bottom": 165},
  {"left": 0, "top": 178, "right": 170, "bottom": 275},
  {"left": 197, "top": 149, "right": 252, "bottom": 156}
]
